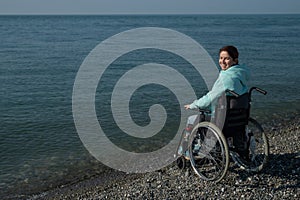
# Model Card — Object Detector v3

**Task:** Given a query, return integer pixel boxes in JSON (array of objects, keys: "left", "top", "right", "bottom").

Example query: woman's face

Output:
[{"left": 219, "top": 51, "right": 237, "bottom": 70}]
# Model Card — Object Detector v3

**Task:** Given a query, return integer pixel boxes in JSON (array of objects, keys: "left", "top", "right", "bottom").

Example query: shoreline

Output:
[
  {"left": 5, "top": 113, "right": 300, "bottom": 199},
  {"left": 32, "top": 113, "right": 299, "bottom": 199}
]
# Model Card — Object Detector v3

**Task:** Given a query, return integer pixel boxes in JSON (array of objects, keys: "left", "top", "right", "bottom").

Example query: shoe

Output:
[
  {"left": 237, "top": 149, "right": 250, "bottom": 162},
  {"left": 176, "top": 156, "right": 186, "bottom": 169}
]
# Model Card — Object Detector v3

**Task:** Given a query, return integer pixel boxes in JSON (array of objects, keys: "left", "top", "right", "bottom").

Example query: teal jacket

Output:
[{"left": 189, "top": 64, "right": 251, "bottom": 110}]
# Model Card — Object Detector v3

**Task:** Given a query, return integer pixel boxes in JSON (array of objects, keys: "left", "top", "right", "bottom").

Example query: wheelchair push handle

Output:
[
  {"left": 226, "top": 87, "right": 267, "bottom": 98},
  {"left": 250, "top": 87, "right": 267, "bottom": 95}
]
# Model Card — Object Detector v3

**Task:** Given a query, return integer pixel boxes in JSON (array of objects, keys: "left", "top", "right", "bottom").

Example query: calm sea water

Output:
[{"left": 1, "top": 14, "right": 300, "bottom": 197}]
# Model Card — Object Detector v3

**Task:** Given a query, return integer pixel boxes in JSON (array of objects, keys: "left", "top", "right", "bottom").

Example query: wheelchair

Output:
[{"left": 176, "top": 87, "right": 269, "bottom": 183}]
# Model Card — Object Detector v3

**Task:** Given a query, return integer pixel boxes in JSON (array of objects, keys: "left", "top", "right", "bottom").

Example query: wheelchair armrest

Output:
[
  {"left": 199, "top": 108, "right": 211, "bottom": 114},
  {"left": 225, "top": 89, "right": 239, "bottom": 98}
]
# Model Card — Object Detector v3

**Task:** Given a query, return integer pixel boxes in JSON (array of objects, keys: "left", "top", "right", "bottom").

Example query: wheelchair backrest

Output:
[
  {"left": 223, "top": 92, "right": 250, "bottom": 131},
  {"left": 227, "top": 92, "right": 249, "bottom": 110}
]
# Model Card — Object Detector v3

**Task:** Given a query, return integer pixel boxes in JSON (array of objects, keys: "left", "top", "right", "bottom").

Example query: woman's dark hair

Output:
[{"left": 219, "top": 45, "right": 239, "bottom": 64}]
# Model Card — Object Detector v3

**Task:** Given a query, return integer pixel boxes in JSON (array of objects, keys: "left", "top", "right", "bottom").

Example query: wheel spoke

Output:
[
  {"left": 188, "top": 122, "right": 229, "bottom": 182},
  {"left": 231, "top": 118, "right": 269, "bottom": 172}
]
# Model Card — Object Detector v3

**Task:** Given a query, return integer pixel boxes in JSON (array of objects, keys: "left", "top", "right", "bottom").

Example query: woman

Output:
[
  {"left": 185, "top": 45, "right": 250, "bottom": 111},
  {"left": 179, "top": 45, "right": 251, "bottom": 159}
]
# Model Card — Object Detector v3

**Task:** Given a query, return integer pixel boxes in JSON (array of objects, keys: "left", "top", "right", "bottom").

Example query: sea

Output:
[{"left": 1, "top": 14, "right": 300, "bottom": 198}]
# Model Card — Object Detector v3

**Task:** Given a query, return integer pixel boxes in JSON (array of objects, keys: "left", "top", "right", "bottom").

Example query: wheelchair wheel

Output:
[
  {"left": 188, "top": 122, "right": 229, "bottom": 183},
  {"left": 231, "top": 117, "right": 269, "bottom": 172}
]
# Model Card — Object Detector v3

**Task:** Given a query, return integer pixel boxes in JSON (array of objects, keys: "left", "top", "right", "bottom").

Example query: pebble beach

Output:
[{"left": 26, "top": 114, "right": 300, "bottom": 200}]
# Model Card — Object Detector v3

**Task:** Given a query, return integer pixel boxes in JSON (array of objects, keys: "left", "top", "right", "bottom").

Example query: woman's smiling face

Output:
[{"left": 219, "top": 51, "right": 237, "bottom": 70}]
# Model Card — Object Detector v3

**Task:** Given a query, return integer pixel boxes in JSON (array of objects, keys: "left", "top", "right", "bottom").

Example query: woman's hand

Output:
[{"left": 184, "top": 104, "right": 191, "bottom": 110}]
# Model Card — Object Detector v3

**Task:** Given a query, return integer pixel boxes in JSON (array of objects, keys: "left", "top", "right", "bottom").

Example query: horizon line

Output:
[{"left": 0, "top": 12, "right": 299, "bottom": 16}]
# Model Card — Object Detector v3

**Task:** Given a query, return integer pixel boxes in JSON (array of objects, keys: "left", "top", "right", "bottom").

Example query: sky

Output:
[{"left": 0, "top": 0, "right": 299, "bottom": 15}]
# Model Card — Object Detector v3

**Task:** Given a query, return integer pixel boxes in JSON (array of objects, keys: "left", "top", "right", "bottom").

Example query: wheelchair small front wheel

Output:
[
  {"left": 231, "top": 117, "right": 269, "bottom": 172},
  {"left": 188, "top": 122, "right": 229, "bottom": 183}
]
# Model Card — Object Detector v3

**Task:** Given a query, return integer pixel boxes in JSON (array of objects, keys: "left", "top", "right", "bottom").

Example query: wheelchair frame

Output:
[{"left": 177, "top": 87, "right": 269, "bottom": 182}]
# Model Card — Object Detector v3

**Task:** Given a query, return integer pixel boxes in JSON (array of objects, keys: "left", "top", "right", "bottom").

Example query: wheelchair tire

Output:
[
  {"left": 231, "top": 117, "right": 269, "bottom": 172},
  {"left": 188, "top": 122, "right": 229, "bottom": 183}
]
